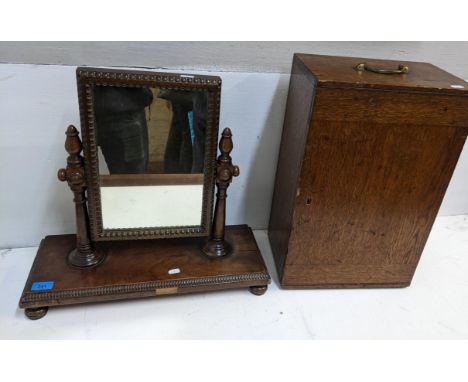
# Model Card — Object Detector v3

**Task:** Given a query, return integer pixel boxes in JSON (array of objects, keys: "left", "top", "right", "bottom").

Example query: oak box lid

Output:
[{"left": 295, "top": 53, "right": 468, "bottom": 96}]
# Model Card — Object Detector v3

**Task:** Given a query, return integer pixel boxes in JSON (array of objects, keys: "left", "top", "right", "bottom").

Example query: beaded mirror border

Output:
[{"left": 76, "top": 67, "right": 221, "bottom": 241}]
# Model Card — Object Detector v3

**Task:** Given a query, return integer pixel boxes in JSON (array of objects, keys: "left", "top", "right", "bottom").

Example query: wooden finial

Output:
[
  {"left": 58, "top": 125, "right": 104, "bottom": 268},
  {"left": 202, "top": 128, "right": 240, "bottom": 258}
]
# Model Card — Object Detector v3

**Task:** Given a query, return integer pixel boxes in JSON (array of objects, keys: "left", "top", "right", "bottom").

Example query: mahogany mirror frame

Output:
[{"left": 76, "top": 67, "right": 221, "bottom": 241}]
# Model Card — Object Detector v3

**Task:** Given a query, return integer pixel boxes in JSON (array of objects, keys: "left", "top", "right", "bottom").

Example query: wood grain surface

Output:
[
  {"left": 296, "top": 53, "right": 468, "bottom": 95},
  {"left": 269, "top": 54, "right": 468, "bottom": 288},
  {"left": 268, "top": 57, "right": 317, "bottom": 277},
  {"left": 19, "top": 225, "right": 271, "bottom": 309},
  {"left": 99, "top": 173, "right": 204, "bottom": 187}
]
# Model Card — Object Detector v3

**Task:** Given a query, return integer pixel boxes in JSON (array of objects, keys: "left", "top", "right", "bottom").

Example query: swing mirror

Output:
[{"left": 76, "top": 68, "right": 221, "bottom": 240}]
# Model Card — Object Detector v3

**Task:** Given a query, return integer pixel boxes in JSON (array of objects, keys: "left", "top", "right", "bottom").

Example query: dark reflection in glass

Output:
[
  {"left": 158, "top": 89, "right": 207, "bottom": 173},
  {"left": 93, "top": 85, "right": 207, "bottom": 175},
  {"left": 94, "top": 86, "right": 153, "bottom": 174}
]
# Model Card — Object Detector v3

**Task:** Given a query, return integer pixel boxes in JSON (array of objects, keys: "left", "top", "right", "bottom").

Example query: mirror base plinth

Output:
[
  {"left": 67, "top": 248, "right": 105, "bottom": 268},
  {"left": 19, "top": 225, "right": 271, "bottom": 319},
  {"left": 202, "top": 239, "right": 232, "bottom": 258}
]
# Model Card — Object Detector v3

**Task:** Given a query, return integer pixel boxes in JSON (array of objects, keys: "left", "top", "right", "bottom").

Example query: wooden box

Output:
[{"left": 269, "top": 53, "right": 468, "bottom": 288}]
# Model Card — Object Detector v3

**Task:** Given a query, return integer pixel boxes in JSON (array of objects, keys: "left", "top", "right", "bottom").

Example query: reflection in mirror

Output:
[{"left": 93, "top": 85, "right": 208, "bottom": 229}]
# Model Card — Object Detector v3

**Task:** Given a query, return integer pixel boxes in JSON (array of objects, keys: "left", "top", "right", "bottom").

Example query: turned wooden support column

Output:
[
  {"left": 203, "top": 128, "right": 240, "bottom": 258},
  {"left": 58, "top": 125, "right": 104, "bottom": 268}
]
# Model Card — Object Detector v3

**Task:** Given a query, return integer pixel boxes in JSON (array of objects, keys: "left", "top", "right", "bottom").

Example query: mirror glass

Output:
[{"left": 93, "top": 85, "right": 208, "bottom": 229}]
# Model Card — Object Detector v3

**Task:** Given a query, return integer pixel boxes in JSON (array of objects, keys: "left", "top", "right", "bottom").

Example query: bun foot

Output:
[
  {"left": 25, "top": 307, "right": 48, "bottom": 320},
  {"left": 249, "top": 285, "right": 268, "bottom": 296}
]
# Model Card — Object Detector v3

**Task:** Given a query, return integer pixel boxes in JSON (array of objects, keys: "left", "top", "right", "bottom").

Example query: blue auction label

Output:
[{"left": 31, "top": 281, "right": 55, "bottom": 291}]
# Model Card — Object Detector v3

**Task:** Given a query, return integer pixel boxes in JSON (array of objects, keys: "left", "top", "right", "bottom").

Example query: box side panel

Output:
[
  {"left": 281, "top": 264, "right": 415, "bottom": 288},
  {"left": 268, "top": 56, "right": 316, "bottom": 281},
  {"left": 312, "top": 87, "right": 468, "bottom": 127},
  {"left": 283, "top": 87, "right": 468, "bottom": 287}
]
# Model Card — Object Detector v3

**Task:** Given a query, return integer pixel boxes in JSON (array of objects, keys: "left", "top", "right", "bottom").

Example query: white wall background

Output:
[{"left": 1, "top": 42, "right": 468, "bottom": 248}]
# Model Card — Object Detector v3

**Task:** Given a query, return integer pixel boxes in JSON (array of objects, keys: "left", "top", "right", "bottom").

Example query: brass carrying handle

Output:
[{"left": 355, "top": 63, "right": 409, "bottom": 74}]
